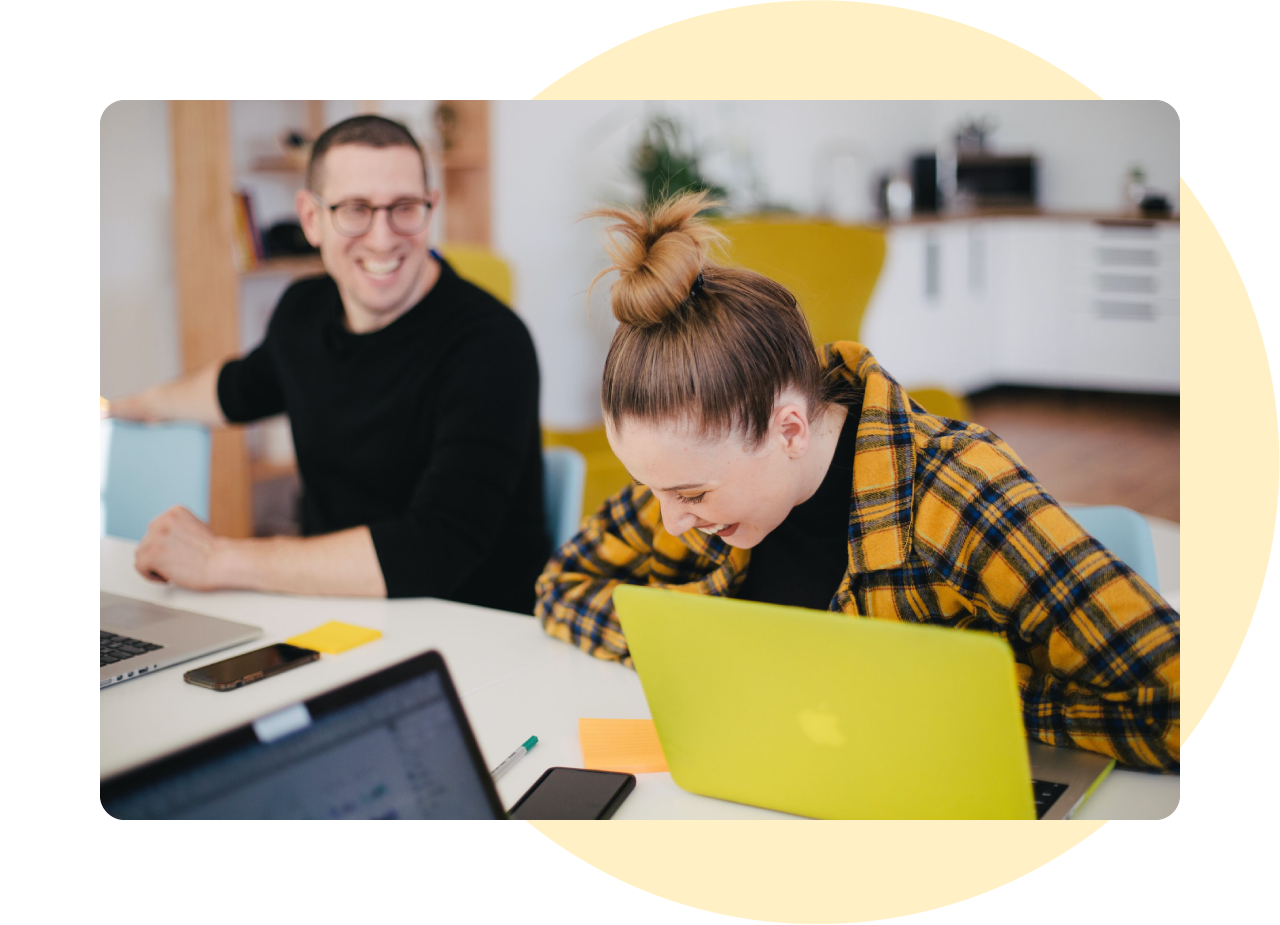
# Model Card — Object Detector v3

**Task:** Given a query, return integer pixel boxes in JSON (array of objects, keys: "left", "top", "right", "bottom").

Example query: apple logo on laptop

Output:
[{"left": 799, "top": 704, "right": 846, "bottom": 747}]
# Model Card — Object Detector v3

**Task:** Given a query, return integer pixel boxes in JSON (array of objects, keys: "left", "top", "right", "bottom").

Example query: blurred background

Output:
[{"left": 101, "top": 100, "right": 1178, "bottom": 583}]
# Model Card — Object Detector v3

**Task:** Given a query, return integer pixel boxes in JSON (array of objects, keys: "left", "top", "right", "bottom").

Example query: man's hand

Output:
[
  {"left": 134, "top": 506, "right": 227, "bottom": 591},
  {"left": 107, "top": 392, "right": 159, "bottom": 423},
  {"left": 104, "top": 362, "right": 228, "bottom": 428},
  {"left": 133, "top": 509, "right": 386, "bottom": 597}
]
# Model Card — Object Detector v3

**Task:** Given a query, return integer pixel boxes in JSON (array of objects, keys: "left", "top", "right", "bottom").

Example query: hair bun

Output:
[{"left": 588, "top": 190, "right": 724, "bottom": 327}]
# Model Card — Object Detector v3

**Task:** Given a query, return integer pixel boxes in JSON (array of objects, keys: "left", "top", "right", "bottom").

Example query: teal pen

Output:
[{"left": 490, "top": 735, "right": 538, "bottom": 780}]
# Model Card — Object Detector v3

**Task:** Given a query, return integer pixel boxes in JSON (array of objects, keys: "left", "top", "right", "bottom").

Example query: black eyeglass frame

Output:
[{"left": 309, "top": 193, "right": 434, "bottom": 237}]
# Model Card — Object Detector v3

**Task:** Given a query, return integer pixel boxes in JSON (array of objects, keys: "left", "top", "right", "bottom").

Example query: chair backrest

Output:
[
  {"left": 101, "top": 419, "right": 211, "bottom": 541},
  {"left": 906, "top": 387, "right": 973, "bottom": 422},
  {"left": 1062, "top": 504, "right": 1161, "bottom": 590},
  {"left": 440, "top": 244, "right": 514, "bottom": 306},
  {"left": 713, "top": 219, "right": 887, "bottom": 346},
  {"left": 543, "top": 446, "right": 587, "bottom": 549}
]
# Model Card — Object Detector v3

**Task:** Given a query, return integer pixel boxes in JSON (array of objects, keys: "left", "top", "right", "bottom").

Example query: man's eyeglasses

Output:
[{"left": 310, "top": 194, "right": 432, "bottom": 237}]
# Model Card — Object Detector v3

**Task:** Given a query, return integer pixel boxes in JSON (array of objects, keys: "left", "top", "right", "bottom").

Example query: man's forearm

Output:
[
  {"left": 111, "top": 361, "right": 227, "bottom": 426},
  {"left": 213, "top": 526, "right": 387, "bottom": 597}
]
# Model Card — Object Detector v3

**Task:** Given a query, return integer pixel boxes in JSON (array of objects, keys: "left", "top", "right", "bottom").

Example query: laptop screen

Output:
[{"left": 102, "top": 651, "right": 505, "bottom": 820}]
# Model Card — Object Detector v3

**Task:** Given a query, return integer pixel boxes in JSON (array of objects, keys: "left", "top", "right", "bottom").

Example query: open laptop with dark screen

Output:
[{"left": 101, "top": 651, "right": 505, "bottom": 820}]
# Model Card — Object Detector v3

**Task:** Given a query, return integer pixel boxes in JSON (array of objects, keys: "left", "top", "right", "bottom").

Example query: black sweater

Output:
[
  {"left": 217, "top": 259, "right": 548, "bottom": 613},
  {"left": 737, "top": 401, "right": 861, "bottom": 611}
]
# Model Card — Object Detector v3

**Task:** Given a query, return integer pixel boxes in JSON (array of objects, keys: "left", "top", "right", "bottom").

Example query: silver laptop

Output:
[{"left": 100, "top": 592, "right": 262, "bottom": 689}]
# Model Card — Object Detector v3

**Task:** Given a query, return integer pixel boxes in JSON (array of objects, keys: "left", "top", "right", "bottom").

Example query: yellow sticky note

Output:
[
  {"left": 579, "top": 718, "right": 668, "bottom": 774},
  {"left": 287, "top": 621, "right": 382, "bottom": 655}
]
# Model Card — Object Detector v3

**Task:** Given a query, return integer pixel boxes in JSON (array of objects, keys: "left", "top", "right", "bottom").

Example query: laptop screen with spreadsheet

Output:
[{"left": 101, "top": 651, "right": 504, "bottom": 820}]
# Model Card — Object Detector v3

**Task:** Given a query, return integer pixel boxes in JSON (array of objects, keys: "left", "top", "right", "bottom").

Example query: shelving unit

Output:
[{"left": 437, "top": 100, "right": 491, "bottom": 246}]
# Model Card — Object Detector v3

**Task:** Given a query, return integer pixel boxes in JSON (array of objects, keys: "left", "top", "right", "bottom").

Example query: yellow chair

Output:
[
  {"left": 905, "top": 387, "right": 974, "bottom": 422},
  {"left": 440, "top": 244, "right": 513, "bottom": 306},
  {"left": 712, "top": 218, "right": 886, "bottom": 346}
]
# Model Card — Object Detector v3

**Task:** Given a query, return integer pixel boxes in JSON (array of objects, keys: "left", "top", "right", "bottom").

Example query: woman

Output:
[{"left": 536, "top": 191, "right": 1179, "bottom": 772}]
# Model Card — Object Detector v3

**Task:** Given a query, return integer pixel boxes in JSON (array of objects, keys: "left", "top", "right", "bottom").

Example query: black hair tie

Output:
[{"left": 688, "top": 272, "right": 705, "bottom": 300}]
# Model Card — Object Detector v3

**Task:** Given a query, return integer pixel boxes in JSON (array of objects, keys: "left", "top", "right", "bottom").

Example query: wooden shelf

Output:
[
  {"left": 241, "top": 255, "right": 325, "bottom": 278},
  {"left": 251, "top": 458, "right": 298, "bottom": 482},
  {"left": 442, "top": 154, "right": 487, "bottom": 171},
  {"left": 437, "top": 101, "right": 491, "bottom": 245}
]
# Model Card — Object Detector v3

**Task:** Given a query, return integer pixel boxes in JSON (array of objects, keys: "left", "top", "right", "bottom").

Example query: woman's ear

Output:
[{"left": 773, "top": 402, "right": 811, "bottom": 458}]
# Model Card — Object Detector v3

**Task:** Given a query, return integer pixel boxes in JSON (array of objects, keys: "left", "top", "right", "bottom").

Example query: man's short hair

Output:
[{"left": 307, "top": 115, "right": 429, "bottom": 193}]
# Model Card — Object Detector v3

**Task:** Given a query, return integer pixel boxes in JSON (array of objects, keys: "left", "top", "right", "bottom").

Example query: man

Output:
[{"left": 110, "top": 115, "right": 548, "bottom": 613}]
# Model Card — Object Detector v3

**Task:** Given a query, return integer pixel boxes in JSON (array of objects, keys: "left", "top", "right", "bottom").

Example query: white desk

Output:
[{"left": 100, "top": 536, "right": 1178, "bottom": 819}]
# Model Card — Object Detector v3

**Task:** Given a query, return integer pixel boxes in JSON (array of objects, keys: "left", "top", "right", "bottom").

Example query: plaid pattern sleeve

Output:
[
  {"left": 534, "top": 484, "right": 747, "bottom": 664},
  {"left": 910, "top": 437, "right": 1180, "bottom": 771},
  {"left": 831, "top": 341, "right": 1180, "bottom": 771}
]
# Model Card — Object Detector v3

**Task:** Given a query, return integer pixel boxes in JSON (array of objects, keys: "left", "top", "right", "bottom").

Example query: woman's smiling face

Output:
[{"left": 607, "top": 398, "right": 827, "bottom": 549}]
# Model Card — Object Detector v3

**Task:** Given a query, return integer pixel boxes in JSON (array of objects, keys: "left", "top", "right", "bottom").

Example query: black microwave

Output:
[
  {"left": 909, "top": 152, "right": 1039, "bottom": 214},
  {"left": 953, "top": 154, "right": 1038, "bottom": 207}
]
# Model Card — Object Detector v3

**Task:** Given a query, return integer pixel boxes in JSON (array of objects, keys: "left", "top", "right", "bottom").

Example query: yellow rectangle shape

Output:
[
  {"left": 286, "top": 621, "right": 382, "bottom": 655},
  {"left": 579, "top": 718, "right": 668, "bottom": 773}
]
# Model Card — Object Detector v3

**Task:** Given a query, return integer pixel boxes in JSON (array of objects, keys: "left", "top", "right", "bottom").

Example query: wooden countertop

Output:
[{"left": 881, "top": 208, "right": 1179, "bottom": 226}]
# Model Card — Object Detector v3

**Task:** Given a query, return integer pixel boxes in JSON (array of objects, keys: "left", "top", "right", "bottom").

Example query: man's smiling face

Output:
[{"left": 297, "top": 143, "right": 437, "bottom": 331}]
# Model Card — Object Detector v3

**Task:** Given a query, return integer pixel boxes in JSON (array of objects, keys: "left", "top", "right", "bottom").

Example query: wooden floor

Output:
[
  {"left": 254, "top": 387, "right": 1181, "bottom": 535},
  {"left": 966, "top": 387, "right": 1179, "bottom": 523}
]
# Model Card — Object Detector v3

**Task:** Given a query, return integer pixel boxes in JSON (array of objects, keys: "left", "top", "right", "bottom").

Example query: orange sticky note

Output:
[
  {"left": 286, "top": 621, "right": 381, "bottom": 655},
  {"left": 578, "top": 718, "right": 668, "bottom": 773}
]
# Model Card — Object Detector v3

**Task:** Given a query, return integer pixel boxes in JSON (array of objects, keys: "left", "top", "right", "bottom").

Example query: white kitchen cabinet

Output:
[
  {"left": 860, "top": 217, "right": 1179, "bottom": 395},
  {"left": 860, "top": 222, "right": 994, "bottom": 394},
  {"left": 988, "top": 219, "right": 1072, "bottom": 387},
  {"left": 1057, "top": 221, "right": 1179, "bottom": 391}
]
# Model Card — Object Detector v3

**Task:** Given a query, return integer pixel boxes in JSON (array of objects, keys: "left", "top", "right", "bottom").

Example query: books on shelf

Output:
[{"left": 231, "top": 191, "right": 265, "bottom": 272}]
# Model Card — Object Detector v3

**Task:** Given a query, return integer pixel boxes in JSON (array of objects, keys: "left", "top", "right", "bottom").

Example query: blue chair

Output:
[
  {"left": 543, "top": 446, "right": 587, "bottom": 549},
  {"left": 101, "top": 419, "right": 212, "bottom": 541},
  {"left": 1062, "top": 504, "right": 1160, "bottom": 590}
]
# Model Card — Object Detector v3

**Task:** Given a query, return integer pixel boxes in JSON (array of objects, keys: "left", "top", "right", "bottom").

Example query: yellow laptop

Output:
[{"left": 613, "top": 585, "right": 1114, "bottom": 820}]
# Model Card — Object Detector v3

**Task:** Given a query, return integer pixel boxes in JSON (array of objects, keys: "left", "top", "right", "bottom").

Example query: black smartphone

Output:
[
  {"left": 183, "top": 643, "right": 319, "bottom": 691},
  {"left": 508, "top": 767, "right": 636, "bottom": 820}
]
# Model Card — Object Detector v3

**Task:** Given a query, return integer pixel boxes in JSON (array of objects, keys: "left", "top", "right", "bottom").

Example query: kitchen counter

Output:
[{"left": 880, "top": 209, "right": 1179, "bottom": 227}]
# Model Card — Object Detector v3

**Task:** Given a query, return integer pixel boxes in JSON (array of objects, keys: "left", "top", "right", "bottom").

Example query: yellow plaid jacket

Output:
[{"left": 535, "top": 343, "right": 1180, "bottom": 771}]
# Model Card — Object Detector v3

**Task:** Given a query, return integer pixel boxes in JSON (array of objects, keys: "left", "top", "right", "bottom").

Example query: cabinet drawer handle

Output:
[
  {"left": 1097, "top": 247, "right": 1158, "bottom": 267},
  {"left": 1096, "top": 301, "right": 1156, "bottom": 320},
  {"left": 925, "top": 238, "right": 941, "bottom": 301},
  {"left": 1097, "top": 273, "right": 1156, "bottom": 293}
]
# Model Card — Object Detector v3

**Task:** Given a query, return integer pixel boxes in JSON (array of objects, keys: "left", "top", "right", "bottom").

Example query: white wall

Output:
[
  {"left": 100, "top": 100, "right": 180, "bottom": 398},
  {"left": 492, "top": 100, "right": 943, "bottom": 428},
  {"left": 101, "top": 100, "right": 1179, "bottom": 424},
  {"left": 929, "top": 100, "right": 1179, "bottom": 212}
]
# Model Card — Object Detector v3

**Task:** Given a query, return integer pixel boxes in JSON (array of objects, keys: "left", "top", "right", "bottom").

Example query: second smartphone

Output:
[
  {"left": 184, "top": 643, "right": 319, "bottom": 691},
  {"left": 508, "top": 767, "right": 636, "bottom": 820}
]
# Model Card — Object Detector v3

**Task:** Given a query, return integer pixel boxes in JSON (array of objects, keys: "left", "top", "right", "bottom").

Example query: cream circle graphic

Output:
[
  {"left": 525, "top": 3, "right": 1275, "bottom": 922},
  {"left": 538, "top": 1, "right": 1097, "bottom": 99}
]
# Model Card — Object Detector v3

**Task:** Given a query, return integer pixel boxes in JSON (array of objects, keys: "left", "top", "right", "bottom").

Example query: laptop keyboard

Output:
[
  {"left": 101, "top": 630, "right": 163, "bottom": 667},
  {"left": 1032, "top": 779, "right": 1069, "bottom": 819}
]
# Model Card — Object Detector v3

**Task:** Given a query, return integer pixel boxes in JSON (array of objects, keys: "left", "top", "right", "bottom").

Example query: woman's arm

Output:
[
  {"left": 916, "top": 442, "right": 1180, "bottom": 771},
  {"left": 536, "top": 485, "right": 746, "bottom": 664}
]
